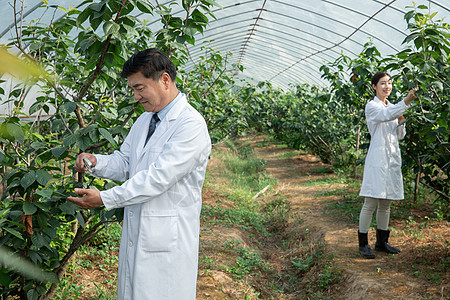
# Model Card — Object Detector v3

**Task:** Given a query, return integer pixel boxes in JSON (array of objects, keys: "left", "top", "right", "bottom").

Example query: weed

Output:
[
  {"left": 276, "top": 150, "right": 301, "bottom": 160},
  {"left": 262, "top": 197, "right": 291, "bottom": 234},
  {"left": 55, "top": 222, "right": 121, "bottom": 299},
  {"left": 223, "top": 239, "right": 273, "bottom": 283},
  {"left": 200, "top": 139, "right": 343, "bottom": 298},
  {"left": 53, "top": 276, "right": 83, "bottom": 299},
  {"left": 199, "top": 255, "right": 217, "bottom": 269},
  {"left": 291, "top": 255, "right": 314, "bottom": 272}
]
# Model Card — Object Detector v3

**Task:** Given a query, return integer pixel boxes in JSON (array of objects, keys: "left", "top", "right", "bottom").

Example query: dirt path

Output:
[
  {"left": 248, "top": 135, "right": 449, "bottom": 300},
  {"left": 197, "top": 135, "right": 448, "bottom": 299},
  {"left": 72, "top": 135, "right": 447, "bottom": 299}
]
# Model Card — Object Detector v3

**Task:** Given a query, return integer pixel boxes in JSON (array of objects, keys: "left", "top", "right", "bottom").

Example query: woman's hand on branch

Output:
[{"left": 404, "top": 87, "right": 418, "bottom": 105}]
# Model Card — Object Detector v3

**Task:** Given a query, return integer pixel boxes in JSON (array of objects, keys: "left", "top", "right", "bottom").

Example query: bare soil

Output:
[
  {"left": 196, "top": 135, "right": 449, "bottom": 300},
  {"left": 72, "top": 134, "right": 449, "bottom": 299}
]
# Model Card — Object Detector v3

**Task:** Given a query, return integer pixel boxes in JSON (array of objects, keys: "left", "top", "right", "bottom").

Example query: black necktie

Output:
[{"left": 145, "top": 113, "right": 159, "bottom": 145}]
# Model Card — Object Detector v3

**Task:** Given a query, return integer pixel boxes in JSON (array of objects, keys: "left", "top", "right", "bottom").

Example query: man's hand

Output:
[
  {"left": 68, "top": 188, "right": 103, "bottom": 209},
  {"left": 398, "top": 115, "right": 406, "bottom": 124},
  {"left": 75, "top": 153, "right": 97, "bottom": 172}
]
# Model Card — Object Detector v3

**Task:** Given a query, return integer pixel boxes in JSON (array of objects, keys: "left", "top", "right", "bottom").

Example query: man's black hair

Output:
[{"left": 121, "top": 48, "right": 177, "bottom": 82}]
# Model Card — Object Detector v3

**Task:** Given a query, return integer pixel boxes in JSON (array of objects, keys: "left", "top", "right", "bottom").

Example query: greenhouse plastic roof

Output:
[{"left": 1, "top": 0, "right": 450, "bottom": 90}]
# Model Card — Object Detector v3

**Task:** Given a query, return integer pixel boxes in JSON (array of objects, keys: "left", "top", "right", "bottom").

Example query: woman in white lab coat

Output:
[
  {"left": 69, "top": 49, "right": 211, "bottom": 299},
  {"left": 357, "top": 71, "right": 417, "bottom": 259}
]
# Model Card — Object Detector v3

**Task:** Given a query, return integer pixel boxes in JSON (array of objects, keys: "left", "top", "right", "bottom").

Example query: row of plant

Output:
[
  {"left": 242, "top": 5, "right": 449, "bottom": 218},
  {"left": 0, "top": 2, "right": 448, "bottom": 299},
  {"left": 0, "top": 0, "right": 222, "bottom": 299}
]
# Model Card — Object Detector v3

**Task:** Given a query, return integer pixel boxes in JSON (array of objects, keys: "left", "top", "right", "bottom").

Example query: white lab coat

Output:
[
  {"left": 359, "top": 96, "right": 409, "bottom": 200},
  {"left": 92, "top": 95, "right": 211, "bottom": 300}
]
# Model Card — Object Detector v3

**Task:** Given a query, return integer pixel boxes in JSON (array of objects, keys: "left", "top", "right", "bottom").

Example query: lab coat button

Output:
[
  {"left": 129, "top": 241, "right": 133, "bottom": 247},
  {"left": 129, "top": 211, "right": 134, "bottom": 217}
]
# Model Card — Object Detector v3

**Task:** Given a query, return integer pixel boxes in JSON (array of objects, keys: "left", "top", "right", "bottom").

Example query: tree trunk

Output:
[
  {"left": 353, "top": 125, "right": 361, "bottom": 178},
  {"left": 414, "top": 156, "right": 421, "bottom": 202}
]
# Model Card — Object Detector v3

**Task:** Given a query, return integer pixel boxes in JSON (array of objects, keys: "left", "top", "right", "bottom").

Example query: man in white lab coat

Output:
[{"left": 68, "top": 48, "right": 211, "bottom": 299}]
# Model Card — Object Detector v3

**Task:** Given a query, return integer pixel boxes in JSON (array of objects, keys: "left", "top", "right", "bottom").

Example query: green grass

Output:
[
  {"left": 201, "top": 139, "right": 342, "bottom": 298},
  {"left": 54, "top": 222, "right": 121, "bottom": 299}
]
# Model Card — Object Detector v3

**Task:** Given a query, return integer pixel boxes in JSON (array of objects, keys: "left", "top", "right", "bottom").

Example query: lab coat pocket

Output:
[
  {"left": 140, "top": 210, "right": 178, "bottom": 252},
  {"left": 146, "top": 146, "right": 163, "bottom": 162}
]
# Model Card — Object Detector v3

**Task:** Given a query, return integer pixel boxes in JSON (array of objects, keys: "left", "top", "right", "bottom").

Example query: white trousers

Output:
[{"left": 359, "top": 197, "right": 392, "bottom": 233}]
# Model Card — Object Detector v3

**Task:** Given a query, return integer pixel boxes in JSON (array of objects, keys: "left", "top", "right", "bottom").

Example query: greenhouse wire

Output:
[
  {"left": 269, "top": 0, "right": 397, "bottom": 82},
  {"left": 269, "top": 0, "right": 402, "bottom": 53},
  {"left": 0, "top": 2, "right": 42, "bottom": 37},
  {"left": 1, "top": 0, "right": 449, "bottom": 89},
  {"left": 237, "top": 0, "right": 267, "bottom": 63}
]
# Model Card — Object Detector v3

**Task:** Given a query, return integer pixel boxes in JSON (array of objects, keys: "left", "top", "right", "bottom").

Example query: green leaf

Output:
[
  {"left": 137, "top": 0, "right": 153, "bottom": 13},
  {"left": 103, "top": 21, "right": 120, "bottom": 36},
  {"left": 21, "top": 171, "right": 36, "bottom": 190},
  {"left": 31, "top": 233, "right": 45, "bottom": 249},
  {"left": 36, "top": 169, "right": 52, "bottom": 186},
  {"left": 0, "top": 270, "right": 12, "bottom": 287},
  {"left": 4, "top": 228, "right": 24, "bottom": 240},
  {"left": 182, "top": 25, "right": 197, "bottom": 37},
  {"left": 37, "top": 212, "right": 49, "bottom": 229},
  {"left": 77, "top": 8, "right": 91, "bottom": 25},
  {"left": 76, "top": 135, "right": 91, "bottom": 151},
  {"left": 79, "top": 36, "right": 97, "bottom": 52},
  {"left": 36, "top": 189, "right": 53, "bottom": 199},
  {"left": 51, "top": 147, "right": 66, "bottom": 159},
  {"left": 23, "top": 202, "right": 37, "bottom": 215},
  {"left": 63, "top": 133, "right": 79, "bottom": 147},
  {"left": 99, "top": 128, "right": 116, "bottom": 146},
  {"left": 433, "top": 81, "right": 443, "bottom": 91},
  {"left": 30, "top": 142, "right": 47, "bottom": 150},
  {"left": 59, "top": 102, "right": 77, "bottom": 114},
  {"left": 59, "top": 201, "right": 79, "bottom": 216},
  {"left": 89, "top": 2, "right": 105, "bottom": 12},
  {"left": 122, "top": 24, "right": 139, "bottom": 36},
  {"left": 76, "top": 211, "right": 86, "bottom": 228},
  {"left": 29, "top": 101, "right": 44, "bottom": 115},
  {"left": 6, "top": 123, "right": 25, "bottom": 142}
]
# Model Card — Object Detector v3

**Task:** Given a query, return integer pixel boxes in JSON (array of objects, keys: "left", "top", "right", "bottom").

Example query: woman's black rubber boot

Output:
[
  {"left": 375, "top": 228, "right": 401, "bottom": 254},
  {"left": 358, "top": 231, "right": 375, "bottom": 259}
]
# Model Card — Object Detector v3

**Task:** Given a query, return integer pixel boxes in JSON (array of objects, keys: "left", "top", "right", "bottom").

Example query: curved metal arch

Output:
[
  {"left": 241, "top": 55, "right": 325, "bottom": 88},
  {"left": 183, "top": 44, "right": 325, "bottom": 86},
  {"left": 268, "top": 0, "right": 402, "bottom": 81},
  {"left": 238, "top": 37, "right": 334, "bottom": 72},
  {"left": 428, "top": 0, "right": 450, "bottom": 12},
  {"left": 202, "top": 37, "right": 323, "bottom": 78},
  {"left": 193, "top": 3, "right": 368, "bottom": 64},
  {"left": 2, "top": 0, "right": 449, "bottom": 91},
  {"left": 144, "top": 0, "right": 261, "bottom": 27},
  {"left": 192, "top": 1, "right": 363, "bottom": 65},
  {"left": 299, "top": 0, "right": 409, "bottom": 37},
  {"left": 248, "top": 18, "right": 361, "bottom": 58},
  {"left": 241, "top": 48, "right": 326, "bottom": 82},
  {"left": 192, "top": 22, "right": 348, "bottom": 62},
  {"left": 238, "top": 51, "right": 326, "bottom": 85},
  {"left": 377, "top": 0, "right": 450, "bottom": 13},
  {"left": 246, "top": 28, "right": 340, "bottom": 62},
  {"left": 1, "top": 2, "right": 45, "bottom": 37},
  {"left": 187, "top": 30, "right": 337, "bottom": 69},
  {"left": 184, "top": 43, "right": 330, "bottom": 87},
  {"left": 258, "top": 8, "right": 394, "bottom": 54},
  {"left": 268, "top": 0, "right": 403, "bottom": 53}
]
